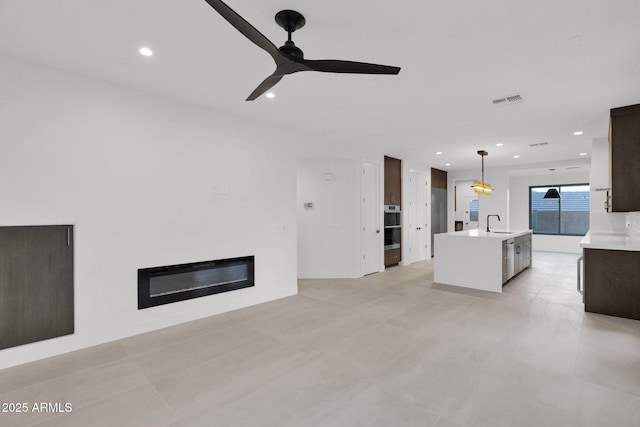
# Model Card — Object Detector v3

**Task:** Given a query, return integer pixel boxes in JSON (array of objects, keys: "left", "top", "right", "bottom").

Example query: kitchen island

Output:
[{"left": 434, "top": 229, "right": 532, "bottom": 293}]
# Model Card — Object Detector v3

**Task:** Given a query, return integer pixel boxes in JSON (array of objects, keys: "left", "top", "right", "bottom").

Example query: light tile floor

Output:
[{"left": 2, "top": 252, "right": 640, "bottom": 426}]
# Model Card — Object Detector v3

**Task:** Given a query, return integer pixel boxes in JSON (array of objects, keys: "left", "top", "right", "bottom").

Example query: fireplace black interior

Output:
[{"left": 138, "top": 256, "right": 254, "bottom": 309}]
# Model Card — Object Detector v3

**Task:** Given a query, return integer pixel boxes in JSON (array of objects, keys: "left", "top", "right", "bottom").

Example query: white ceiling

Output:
[{"left": 2, "top": 0, "right": 639, "bottom": 171}]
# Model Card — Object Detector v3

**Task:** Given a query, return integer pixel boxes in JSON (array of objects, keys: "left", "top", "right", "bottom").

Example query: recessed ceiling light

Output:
[
  {"left": 265, "top": 92, "right": 275, "bottom": 99},
  {"left": 496, "top": 143, "right": 504, "bottom": 147},
  {"left": 139, "top": 47, "right": 153, "bottom": 57},
  {"left": 436, "top": 151, "right": 443, "bottom": 155},
  {"left": 573, "top": 131, "right": 584, "bottom": 136},
  {"left": 579, "top": 152, "right": 588, "bottom": 156},
  {"left": 513, "top": 155, "right": 520, "bottom": 159},
  {"left": 445, "top": 163, "right": 451, "bottom": 166}
]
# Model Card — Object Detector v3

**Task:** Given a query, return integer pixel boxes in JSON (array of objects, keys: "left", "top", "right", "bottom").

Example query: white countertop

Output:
[
  {"left": 580, "top": 230, "right": 640, "bottom": 251},
  {"left": 441, "top": 229, "right": 532, "bottom": 239}
]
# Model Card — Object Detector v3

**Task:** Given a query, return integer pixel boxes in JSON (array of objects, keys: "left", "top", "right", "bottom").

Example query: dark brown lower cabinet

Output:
[
  {"left": 384, "top": 248, "right": 401, "bottom": 267},
  {"left": 0, "top": 225, "right": 74, "bottom": 349},
  {"left": 584, "top": 248, "right": 640, "bottom": 321}
]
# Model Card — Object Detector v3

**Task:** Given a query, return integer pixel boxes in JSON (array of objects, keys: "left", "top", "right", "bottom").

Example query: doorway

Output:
[
  {"left": 465, "top": 196, "right": 479, "bottom": 229},
  {"left": 431, "top": 168, "right": 448, "bottom": 257},
  {"left": 455, "top": 179, "right": 479, "bottom": 231}
]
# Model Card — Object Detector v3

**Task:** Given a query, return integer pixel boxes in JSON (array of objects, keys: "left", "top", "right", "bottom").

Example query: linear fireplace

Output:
[{"left": 138, "top": 256, "right": 254, "bottom": 309}]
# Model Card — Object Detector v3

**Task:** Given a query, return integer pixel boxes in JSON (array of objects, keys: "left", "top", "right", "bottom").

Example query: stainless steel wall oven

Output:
[{"left": 384, "top": 205, "right": 402, "bottom": 250}]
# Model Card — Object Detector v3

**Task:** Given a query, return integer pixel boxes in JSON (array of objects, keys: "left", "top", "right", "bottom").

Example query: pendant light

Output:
[
  {"left": 472, "top": 150, "right": 493, "bottom": 194},
  {"left": 543, "top": 168, "right": 561, "bottom": 199}
]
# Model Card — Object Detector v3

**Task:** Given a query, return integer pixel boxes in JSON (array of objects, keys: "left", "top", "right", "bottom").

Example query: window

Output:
[
  {"left": 469, "top": 198, "right": 479, "bottom": 222},
  {"left": 529, "top": 184, "right": 589, "bottom": 236}
]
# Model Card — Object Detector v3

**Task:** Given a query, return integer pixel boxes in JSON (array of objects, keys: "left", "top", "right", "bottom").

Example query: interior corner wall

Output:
[
  {"left": 0, "top": 55, "right": 298, "bottom": 369},
  {"left": 297, "top": 156, "right": 360, "bottom": 278}
]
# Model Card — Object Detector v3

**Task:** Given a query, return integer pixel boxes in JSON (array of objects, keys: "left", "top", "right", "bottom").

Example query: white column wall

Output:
[{"left": 297, "top": 156, "right": 361, "bottom": 278}]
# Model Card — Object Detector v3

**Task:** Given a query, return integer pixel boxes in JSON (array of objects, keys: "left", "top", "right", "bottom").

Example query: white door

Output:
[
  {"left": 465, "top": 196, "right": 479, "bottom": 229},
  {"left": 407, "top": 174, "right": 417, "bottom": 263},
  {"left": 408, "top": 172, "right": 428, "bottom": 263},
  {"left": 361, "top": 161, "right": 380, "bottom": 275},
  {"left": 416, "top": 174, "right": 428, "bottom": 260}
]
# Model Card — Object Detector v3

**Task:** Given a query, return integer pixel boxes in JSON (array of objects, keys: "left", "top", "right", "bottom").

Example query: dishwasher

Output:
[{"left": 506, "top": 238, "right": 515, "bottom": 280}]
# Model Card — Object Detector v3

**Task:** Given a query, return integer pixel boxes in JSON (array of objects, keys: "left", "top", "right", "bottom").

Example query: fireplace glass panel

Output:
[
  {"left": 149, "top": 264, "right": 248, "bottom": 297},
  {"left": 138, "top": 256, "right": 254, "bottom": 309}
]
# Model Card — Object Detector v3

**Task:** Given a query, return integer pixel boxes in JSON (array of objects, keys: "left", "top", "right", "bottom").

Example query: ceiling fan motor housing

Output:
[
  {"left": 275, "top": 10, "right": 306, "bottom": 60},
  {"left": 279, "top": 41, "right": 304, "bottom": 60}
]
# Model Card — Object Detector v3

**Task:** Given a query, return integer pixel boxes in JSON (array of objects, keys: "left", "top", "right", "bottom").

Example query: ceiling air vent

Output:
[
  {"left": 529, "top": 142, "right": 550, "bottom": 147},
  {"left": 492, "top": 94, "right": 523, "bottom": 106},
  {"left": 567, "top": 166, "right": 580, "bottom": 170}
]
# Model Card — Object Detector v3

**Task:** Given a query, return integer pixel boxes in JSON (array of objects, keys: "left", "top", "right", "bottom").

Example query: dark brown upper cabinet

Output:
[
  {"left": 431, "top": 168, "right": 448, "bottom": 190},
  {"left": 384, "top": 156, "right": 402, "bottom": 206},
  {"left": 610, "top": 103, "right": 640, "bottom": 212}
]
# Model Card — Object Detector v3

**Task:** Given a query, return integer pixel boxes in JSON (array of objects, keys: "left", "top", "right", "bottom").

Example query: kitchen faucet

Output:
[{"left": 486, "top": 214, "right": 500, "bottom": 232}]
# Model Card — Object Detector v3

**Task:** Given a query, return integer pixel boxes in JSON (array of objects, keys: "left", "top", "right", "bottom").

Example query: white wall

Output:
[
  {"left": 0, "top": 56, "right": 298, "bottom": 369},
  {"left": 510, "top": 170, "right": 589, "bottom": 253},
  {"left": 589, "top": 137, "right": 627, "bottom": 233},
  {"left": 478, "top": 167, "right": 510, "bottom": 230},
  {"left": 297, "top": 156, "right": 361, "bottom": 278}
]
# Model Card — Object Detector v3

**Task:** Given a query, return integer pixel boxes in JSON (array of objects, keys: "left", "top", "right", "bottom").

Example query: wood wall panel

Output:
[
  {"left": 584, "top": 248, "right": 640, "bottom": 321},
  {"left": 0, "top": 225, "right": 74, "bottom": 349}
]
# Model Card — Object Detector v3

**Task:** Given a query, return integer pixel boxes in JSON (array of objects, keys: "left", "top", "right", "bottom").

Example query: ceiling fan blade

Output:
[
  {"left": 246, "top": 74, "right": 283, "bottom": 101},
  {"left": 203, "top": 0, "right": 279, "bottom": 57},
  {"left": 303, "top": 59, "right": 400, "bottom": 75}
]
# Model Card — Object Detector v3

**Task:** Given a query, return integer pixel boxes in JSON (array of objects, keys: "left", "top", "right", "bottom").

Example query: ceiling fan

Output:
[{"left": 203, "top": 0, "right": 401, "bottom": 101}]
